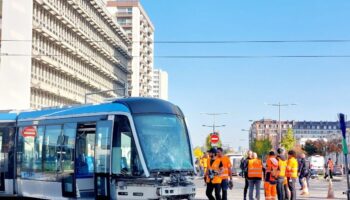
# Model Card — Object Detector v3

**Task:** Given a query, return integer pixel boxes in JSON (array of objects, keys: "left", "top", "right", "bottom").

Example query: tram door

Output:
[{"left": 94, "top": 120, "right": 113, "bottom": 200}]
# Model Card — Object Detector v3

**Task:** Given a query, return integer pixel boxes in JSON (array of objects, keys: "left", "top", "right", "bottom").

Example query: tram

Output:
[{"left": 0, "top": 98, "right": 196, "bottom": 199}]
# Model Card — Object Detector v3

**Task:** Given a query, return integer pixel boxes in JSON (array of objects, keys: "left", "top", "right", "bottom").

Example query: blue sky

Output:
[{"left": 141, "top": 0, "right": 350, "bottom": 149}]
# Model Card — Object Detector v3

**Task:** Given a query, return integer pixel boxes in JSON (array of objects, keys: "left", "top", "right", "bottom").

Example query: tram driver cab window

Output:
[{"left": 112, "top": 115, "right": 144, "bottom": 176}]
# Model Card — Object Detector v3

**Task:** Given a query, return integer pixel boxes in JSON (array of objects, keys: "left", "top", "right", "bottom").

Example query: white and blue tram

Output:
[{"left": 0, "top": 98, "right": 196, "bottom": 199}]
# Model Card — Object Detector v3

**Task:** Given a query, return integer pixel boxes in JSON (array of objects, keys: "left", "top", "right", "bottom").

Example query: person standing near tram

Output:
[
  {"left": 217, "top": 147, "right": 233, "bottom": 200},
  {"left": 205, "top": 148, "right": 223, "bottom": 200}
]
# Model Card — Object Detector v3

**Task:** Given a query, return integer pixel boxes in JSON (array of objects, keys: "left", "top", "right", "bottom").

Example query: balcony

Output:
[{"left": 116, "top": 12, "right": 132, "bottom": 17}]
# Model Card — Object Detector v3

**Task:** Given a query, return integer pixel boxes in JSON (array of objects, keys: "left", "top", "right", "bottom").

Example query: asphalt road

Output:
[{"left": 194, "top": 175, "right": 348, "bottom": 200}]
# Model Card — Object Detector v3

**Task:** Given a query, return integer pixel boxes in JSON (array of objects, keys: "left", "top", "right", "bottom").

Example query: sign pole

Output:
[{"left": 339, "top": 113, "right": 350, "bottom": 200}]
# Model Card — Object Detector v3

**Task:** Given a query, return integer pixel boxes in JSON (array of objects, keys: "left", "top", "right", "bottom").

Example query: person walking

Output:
[
  {"left": 298, "top": 153, "right": 309, "bottom": 189},
  {"left": 241, "top": 150, "right": 253, "bottom": 200},
  {"left": 217, "top": 148, "right": 232, "bottom": 200},
  {"left": 286, "top": 150, "right": 298, "bottom": 200},
  {"left": 276, "top": 148, "right": 288, "bottom": 200},
  {"left": 248, "top": 152, "right": 263, "bottom": 200},
  {"left": 265, "top": 151, "right": 278, "bottom": 200},
  {"left": 205, "top": 148, "right": 223, "bottom": 200},
  {"left": 324, "top": 158, "right": 334, "bottom": 180},
  {"left": 200, "top": 152, "right": 209, "bottom": 177}
]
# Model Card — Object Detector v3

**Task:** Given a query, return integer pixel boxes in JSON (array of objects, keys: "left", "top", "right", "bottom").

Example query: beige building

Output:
[
  {"left": 250, "top": 119, "right": 294, "bottom": 149},
  {"left": 106, "top": 0, "right": 154, "bottom": 97},
  {"left": 0, "top": 0, "right": 131, "bottom": 109},
  {"left": 153, "top": 69, "right": 168, "bottom": 100}
]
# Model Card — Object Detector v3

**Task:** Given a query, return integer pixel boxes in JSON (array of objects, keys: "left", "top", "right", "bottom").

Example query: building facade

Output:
[
  {"left": 106, "top": 0, "right": 154, "bottom": 97},
  {"left": 0, "top": 0, "right": 131, "bottom": 110},
  {"left": 249, "top": 119, "right": 294, "bottom": 149},
  {"left": 153, "top": 69, "right": 168, "bottom": 100}
]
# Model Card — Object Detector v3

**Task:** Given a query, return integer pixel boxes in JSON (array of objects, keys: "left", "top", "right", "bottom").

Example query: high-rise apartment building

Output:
[
  {"left": 153, "top": 69, "right": 168, "bottom": 100},
  {"left": 0, "top": 0, "right": 131, "bottom": 110},
  {"left": 106, "top": 0, "right": 154, "bottom": 97}
]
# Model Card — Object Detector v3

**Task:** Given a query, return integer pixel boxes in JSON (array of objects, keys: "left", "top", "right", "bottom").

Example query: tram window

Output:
[
  {"left": 17, "top": 126, "right": 45, "bottom": 180},
  {"left": 76, "top": 123, "right": 95, "bottom": 177},
  {"left": 0, "top": 127, "right": 15, "bottom": 179},
  {"left": 43, "top": 125, "right": 62, "bottom": 176},
  {"left": 61, "top": 123, "right": 76, "bottom": 173},
  {"left": 95, "top": 121, "right": 112, "bottom": 173},
  {"left": 112, "top": 116, "right": 144, "bottom": 176}
]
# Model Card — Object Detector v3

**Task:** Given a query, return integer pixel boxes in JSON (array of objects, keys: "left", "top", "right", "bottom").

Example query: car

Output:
[
  {"left": 226, "top": 154, "right": 244, "bottom": 176},
  {"left": 333, "top": 165, "right": 343, "bottom": 176}
]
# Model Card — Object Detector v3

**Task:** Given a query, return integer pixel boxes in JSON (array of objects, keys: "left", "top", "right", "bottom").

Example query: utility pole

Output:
[{"left": 267, "top": 103, "right": 296, "bottom": 147}]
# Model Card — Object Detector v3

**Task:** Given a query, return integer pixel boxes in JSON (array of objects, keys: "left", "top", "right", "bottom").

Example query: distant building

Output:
[
  {"left": 293, "top": 121, "right": 341, "bottom": 144},
  {"left": 153, "top": 69, "right": 168, "bottom": 100},
  {"left": 0, "top": 0, "right": 131, "bottom": 109},
  {"left": 107, "top": 0, "right": 154, "bottom": 97},
  {"left": 250, "top": 119, "right": 350, "bottom": 150},
  {"left": 250, "top": 119, "right": 294, "bottom": 149}
]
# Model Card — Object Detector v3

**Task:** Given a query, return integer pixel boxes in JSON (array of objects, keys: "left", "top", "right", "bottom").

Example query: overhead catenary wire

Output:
[
  {"left": 2, "top": 39, "right": 350, "bottom": 44},
  {"left": 2, "top": 53, "right": 350, "bottom": 59}
]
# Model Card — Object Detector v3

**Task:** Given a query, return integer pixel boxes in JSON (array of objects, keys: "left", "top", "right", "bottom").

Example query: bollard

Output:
[
  {"left": 300, "top": 178, "right": 309, "bottom": 196},
  {"left": 327, "top": 179, "right": 335, "bottom": 199}
]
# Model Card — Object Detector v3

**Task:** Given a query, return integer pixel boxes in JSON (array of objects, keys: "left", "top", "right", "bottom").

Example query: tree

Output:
[
  {"left": 303, "top": 139, "right": 327, "bottom": 156},
  {"left": 251, "top": 138, "right": 272, "bottom": 158},
  {"left": 205, "top": 132, "right": 222, "bottom": 150},
  {"left": 281, "top": 128, "right": 296, "bottom": 151}
]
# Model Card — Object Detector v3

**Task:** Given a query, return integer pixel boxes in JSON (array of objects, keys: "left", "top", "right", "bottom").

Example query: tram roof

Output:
[
  {"left": 114, "top": 97, "right": 184, "bottom": 116},
  {"left": 11, "top": 98, "right": 181, "bottom": 121},
  {"left": 17, "top": 103, "right": 130, "bottom": 121},
  {"left": 0, "top": 113, "right": 17, "bottom": 122}
]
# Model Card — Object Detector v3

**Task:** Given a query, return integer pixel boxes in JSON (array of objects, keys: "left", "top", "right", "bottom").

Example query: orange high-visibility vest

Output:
[
  {"left": 220, "top": 156, "right": 232, "bottom": 180},
  {"left": 327, "top": 160, "right": 334, "bottom": 170},
  {"left": 248, "top": 158, "right": 263, "bottom": 178},
  {"left": 266, "top": 156, "right": 278, "bottom": 181},
  {"left": 206, "top": 158, "right": 222, "bottom": 184},
  {"left": 278, "top": 159, "right": 287, "bottom": 177},
  {"left": 286, "top": 157, "right": 298, "bottom": 178}
]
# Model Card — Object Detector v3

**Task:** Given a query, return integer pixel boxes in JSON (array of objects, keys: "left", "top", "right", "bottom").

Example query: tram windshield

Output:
[{"left": 133, "top": 114, "right": 193, "bottom": 172}]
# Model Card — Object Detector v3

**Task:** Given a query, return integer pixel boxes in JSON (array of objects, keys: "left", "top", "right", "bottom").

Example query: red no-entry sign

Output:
[
  {"left": 211, "top": 134, "right": 219, "bottom": 144},
  {"left": 21, "top": 126, "right": 37, "bottom": 137}
]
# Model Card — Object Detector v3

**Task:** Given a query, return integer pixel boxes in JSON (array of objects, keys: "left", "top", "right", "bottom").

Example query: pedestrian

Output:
[
  {"left": 298, "top": 153, "right": 310, "bottom": 189},
  {"left": 205, "top": 148, "right": 223, "bottom": 200},
  {"left": 248, "top": 152, "right": 263, "bottom": 200},
  {"left": 200, "top": 152, "right": 209, "bottom": 177},
  {"left": 286, "top": 150, "right": 298, "bottom": 200},
  {"left": 217, "top": 147, "right": 233, "bottom": 200},
  {"left": 241, "top": 150, "right": 253, "bottom": 200},
  {"left": 276, "top": 148, "right": 288, "bottom": 200},
  {"left": 324, "top": 158, "right": 334, "bottom": 180},
  {"left": 265, "top": 151, "right": 278, "bottom": 200}
]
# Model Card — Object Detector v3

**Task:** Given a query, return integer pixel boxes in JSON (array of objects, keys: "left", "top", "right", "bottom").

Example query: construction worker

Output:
[
  {"left": 217, "top": 147, "right": 232, "bottom": 200},
  {"left": 265, "top": 151, "right": 278, "bottom": 200},
  {"left": 241, "top": 150, "right": 253, "bottom": 200},
  {"left": 276, "top": 148, "right": 287, "bottom": 200},
  {"left": 200, "top": 152, "right": 209, "bottom": 176},
  {"left": 205, "top": 148, "right": 223, "bottom": 200},
  {"left": 324, "top": 158, "right": 334, "bottom": 180},
  {"left": 286, "top": 150, "right": 298, "bottom": 200},
  {"left": 248, "top": 152, "right": 263, "bottom": 200}
]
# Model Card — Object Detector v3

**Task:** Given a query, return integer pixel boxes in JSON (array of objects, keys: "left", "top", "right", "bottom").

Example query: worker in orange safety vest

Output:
[
  {"left": 217, "top": 147, "right": 233, "bottom": 200},
  {"left": 205, "top": 148, "right": 223, "bottom": 200},
  {"left": 265, "top": 151, "right": 278, "bottom": 200},
  {"left": 248, "top": 152, "right": 263, "bottom": 200}
]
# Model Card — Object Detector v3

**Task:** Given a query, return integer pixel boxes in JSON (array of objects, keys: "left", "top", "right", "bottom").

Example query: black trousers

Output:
[
  {"left": 244, "top": 178, "right": 249, "bottom": 200},
  {"left": 324, "top": 170, "right": 333, "bottom": 179},
  {"left": 206, "top": 182, "right": 222, "bottom": 200},
  {"left": 221, "top": 179, "right": 228, "bottom": 200},
  {"left": 287, "top": 178, "right": 296, "bottom": 200}
]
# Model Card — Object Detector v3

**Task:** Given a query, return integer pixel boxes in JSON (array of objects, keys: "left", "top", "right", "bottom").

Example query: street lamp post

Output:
[
  {"left": 201, "top": 113, "right": 227, "bottom": 134},
  {"left": 267, "top": 102, "right": 296, "bottom": 147},
  {"left": 242, "top": 129, "right": 251, "bottom": 149}
]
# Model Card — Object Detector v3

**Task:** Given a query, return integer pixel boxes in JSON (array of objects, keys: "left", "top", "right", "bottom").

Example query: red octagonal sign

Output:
[{"left": 211, "top": 134, "right": 219, "bottom": 144}]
